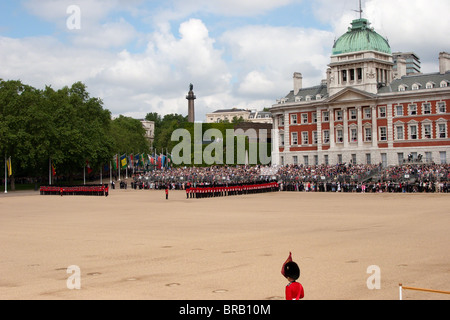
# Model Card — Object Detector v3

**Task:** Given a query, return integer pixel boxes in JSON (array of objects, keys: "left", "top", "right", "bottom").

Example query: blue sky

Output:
[{"left": 0, "top": 0, "right": 448, "bottom": 120}]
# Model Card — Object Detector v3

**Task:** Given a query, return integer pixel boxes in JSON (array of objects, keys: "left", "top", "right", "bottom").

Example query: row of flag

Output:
[
  {"left": 112, "top": 153, "right": 172, "bottom": 170},
  {"left": 3, "top": 152, "right": 172, "bottom": 183}
]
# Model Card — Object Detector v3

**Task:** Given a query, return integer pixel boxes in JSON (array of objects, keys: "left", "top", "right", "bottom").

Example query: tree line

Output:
[{"left": 0, "top": 80, "right": 151, "bottom": 188}]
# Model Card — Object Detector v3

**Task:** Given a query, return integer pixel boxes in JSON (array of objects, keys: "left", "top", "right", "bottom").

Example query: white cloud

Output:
[
  {"left": 221, "top": 25, "right": 334, "bottom": 99},
  {"left": 2, "top": 0, "right": 448, "bottom": 122}
]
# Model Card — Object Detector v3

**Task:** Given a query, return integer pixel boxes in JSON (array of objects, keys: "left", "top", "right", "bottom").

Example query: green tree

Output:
[
  {"left": 110, "top": 115, "right": 150, "bottom": 155},
  {"left": 44, "top": 82, "right": 114, "bottom": 183}
]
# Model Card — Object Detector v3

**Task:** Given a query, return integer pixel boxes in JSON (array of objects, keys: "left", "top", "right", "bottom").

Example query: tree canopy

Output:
[{"left": 0, "top": 80, "right": 149, "bottom": 188}]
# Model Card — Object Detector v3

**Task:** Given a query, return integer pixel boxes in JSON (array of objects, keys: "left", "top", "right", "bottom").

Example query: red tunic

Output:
[{"left": 285, "top": 281, "right": 304, "bottom": 300}]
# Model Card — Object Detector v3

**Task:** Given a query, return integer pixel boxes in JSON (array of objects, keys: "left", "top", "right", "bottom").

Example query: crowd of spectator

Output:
[{"left": 127, "top": 163, "right": 450, "bottom": 193}]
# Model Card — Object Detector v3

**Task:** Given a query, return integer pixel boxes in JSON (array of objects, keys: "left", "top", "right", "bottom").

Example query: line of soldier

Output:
[
  {"left": 40, "top": 184, "right": 109, "bottom": 197},
  {"left": 186, "top": 181, "right": 280, "bottom": 199}
]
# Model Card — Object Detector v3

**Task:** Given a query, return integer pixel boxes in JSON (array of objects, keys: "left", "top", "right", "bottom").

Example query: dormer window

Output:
[
  {"left": 398, "top": 84, "right": 407, "bottom": 92},
  {"left": 411, "top": 83, "right": 421, "bottom": 91},
  {"left": 426, "top": 81, "right": 435, "bottom": 89},
  {"left": 305, "top": 95, "right": 312, "bottom": 102},
  {"left": 441, "top": 80, "right": 449, "bottom": 88}
]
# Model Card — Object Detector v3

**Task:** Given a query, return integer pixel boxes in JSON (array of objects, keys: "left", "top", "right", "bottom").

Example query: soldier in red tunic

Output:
[{"left": 281, "top": 252, "right": 304, "bottom": 300}]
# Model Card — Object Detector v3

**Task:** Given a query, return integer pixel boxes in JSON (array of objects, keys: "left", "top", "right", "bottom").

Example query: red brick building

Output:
[{"left": 271, "top": 18, "right": 450, "bottom": 166}]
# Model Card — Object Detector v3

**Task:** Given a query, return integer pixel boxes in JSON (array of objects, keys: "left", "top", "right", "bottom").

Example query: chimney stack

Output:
[
  {"left": 394, "top": 58, "right": 407, "bottom": 79},
  {"left": 293, "top": 72, "right": 303, "bottom": 95},
  {"left": 439, "top": 52, "right": 450, "bottom": 74}
]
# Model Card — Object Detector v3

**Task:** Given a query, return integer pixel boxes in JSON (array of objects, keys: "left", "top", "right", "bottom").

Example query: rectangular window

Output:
[
  {"left": 364, "top": 108, "right": 372, "bottom": 119},
  {"left": 350, "top": 128, "right": 357, "bottom": 142},
  {"left": 291, "top": 114, "right": 297, "bottom": 124},
  {"left": 291, "top": 132, "right": 298, "bottom": 145},
  {"left": 351, "top": 154, "right": 357, "bottom": 164},
  {"left": 379, "top": 106, "right": 386, "bottom": 118},
  {"left": 342, "top": 70, "right": 347, "bottom": 82},
  {"left": 313, "top": 131, "right": 318, "bottom": 145},
  {"left": 396, "top": 105, "right": 403, "bottom": 117},
  {"left": 350, "top": 109, "right": 357, "bottom": 120},
  {"left": 280, "top": 134, "right": 285, "bottom": 146},
  {"left": 440, "top": 151, "right": 447, "bottom": 164},
  {"left": 314, "top": 155, "right": 319, "bottom": 166},
  {"left": 293, "top": 156, "right": 298, "bottom": 165},
  {"left": 423, "top": 103, "right": 431, "bottom": 115},
  {"left": 366, "top": 153, "right": 371, "bottom": 165},
  {"left": 323, "top": 111, "right": 329, "bottom": 122},
  {"left": 424, "top": 124, "right": 432, "bottom": 139},
  {"left": 336, "top": 110, "right": 343, "bottom": 121},
  {"left": 409, "top": 104, "right": 417, "bottom": 115},
  {"left": 324, "top": 155, "right": 329, "bottom": 165},
  {"left": 425, "top": 152, "right": 432, "bottom": 163},
  {"left": 357, "top": 68, "right": 363, "bottom": 80},
  {"left": 398, "top": 153, "right": 404, "bottom": 165},
  {"left": 279, "top": 116, "right": 284, "bottom": 126},
  {"left": 365, "top": 127, "right": 372, "bottom": 142},
  {"left": 323, "top": 130, "right": 330, "bottom": 144},
  {"left": 303, "top": 156, "right": 309, "bottom": 166},
  {"left": 438, "top": 124, "right": 446, "bottom": 138},
  {"left": 410, "top": 125, "right": 418, "bottom": 140},
  {"left": 337, "top": 154, "right": 343, "bottom": 164},
  {"left": 336, "top": 129, "right": 343, "bottom": 143},
  {"left": 380, "top": 127, "right": 387, "bottom": 141},
  {"left": 312, "top": 112, "right": 317, "bottom": 123},
  {"left": 438, "top": 102, "right": 446, "bottom": 113},
  {"left": 301, "top": 113, "right": 308, "bottom": 124},
  {"left": 302, "top": 132, "right": 309, "bottom": 145},
  {"left": 396, "top": 126, "right": 404, "bottom": 140}
]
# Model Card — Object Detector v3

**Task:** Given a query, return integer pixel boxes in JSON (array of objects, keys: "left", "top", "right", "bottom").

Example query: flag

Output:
[
  {"left": 86, "top": 160, "right": 93, "bottom": 174},
  {"left": 112, "top": 154, "right": 118, "bottom": 170},
  {"left": 52, "top": 161, "right": 56, "bottom": 176},
  {"left": 140, "top": 153, "right": 145, "bottom": 166},
  {"left": 120, "top": 154, "right": 127, "bottom": 169},
  {"left": 148, "top": 155, "right": 155, "bottom": 165},
  {"left": 134, "top": 154, "right": 139, "bottom": 167},
  {"left": 6, "top": 157, "right": 12, "bottom": 177},
  {"left": 166, "top": 154, "right": 172, "bottom": 168}
]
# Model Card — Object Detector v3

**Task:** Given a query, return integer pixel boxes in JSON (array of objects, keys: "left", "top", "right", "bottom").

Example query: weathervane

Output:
[{"left": 353, "top": 0, "right": 363, "bottom": 19}]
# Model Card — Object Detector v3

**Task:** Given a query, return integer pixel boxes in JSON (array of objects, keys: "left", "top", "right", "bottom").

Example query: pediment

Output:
[{"left": 326, "top": 88, "right": 377, "bottom": 103}]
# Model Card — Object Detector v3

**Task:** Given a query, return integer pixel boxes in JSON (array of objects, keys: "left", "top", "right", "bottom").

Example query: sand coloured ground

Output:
[{"left": 0, "top": 188, "right": 449, "bottom": 300}]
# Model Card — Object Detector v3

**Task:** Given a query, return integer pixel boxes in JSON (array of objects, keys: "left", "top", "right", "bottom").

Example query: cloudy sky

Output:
[{"left": 0, "top": 0, "right": 449, "bottom": 121}]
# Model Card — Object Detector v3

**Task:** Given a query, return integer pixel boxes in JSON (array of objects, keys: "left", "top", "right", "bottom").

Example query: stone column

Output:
[
  {"left": 329, "top": 108, "right": 335, "bottom": 149},
  {"left": 284, "top": 111, "right": 290, "bottom": 152},
  {"left": 317, "top": 110, "right": 323, "bottom": 152},
  {"left": 343, "top": 107, "right": 349, "bottom": 148},
  {"left": 357, "top": 106, "right": 363, "bottom": 147},
  {"left": 371, "top": 105, "right": 377, "bottom": 148}
]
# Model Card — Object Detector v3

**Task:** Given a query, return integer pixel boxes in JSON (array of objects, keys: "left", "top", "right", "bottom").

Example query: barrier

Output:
[
  {"left": 399, "top": 283, "right": 450, "bottom": 300},
  {"left": 40, "top": 184, "right": 109, "bottom": 197}
]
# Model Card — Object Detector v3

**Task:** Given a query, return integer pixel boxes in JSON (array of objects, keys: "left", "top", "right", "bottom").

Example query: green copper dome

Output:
[{"left": 332, "top": 19, "right": 391, "bottom": 55}]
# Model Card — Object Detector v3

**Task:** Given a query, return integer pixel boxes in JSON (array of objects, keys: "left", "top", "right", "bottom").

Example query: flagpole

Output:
[
  {"left": 4, "top": 155, "right": 7, "bottom": 194},
  {"left": 83, "top": 165, "right": 86, "bottom": 185},
  {"left": 110, "top": 161, "right": 112, "bottom": 184},
  {"left": 48, "top": 158, "right": 50, "bottom": 186},
  {"left": 100, "top": 164, "right": 103, "bottom": 184},
  {"left": 125, "top": 154, "right": 128, "bottom": 179}
]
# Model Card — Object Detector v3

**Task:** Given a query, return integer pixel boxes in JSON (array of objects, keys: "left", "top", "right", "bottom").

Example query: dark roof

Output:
[
  {"left": 285, "top": 84, "right": 329, "bottom": 102},
  {"left": 378, "top": 71, "right": 450, "bottom": 93}
]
